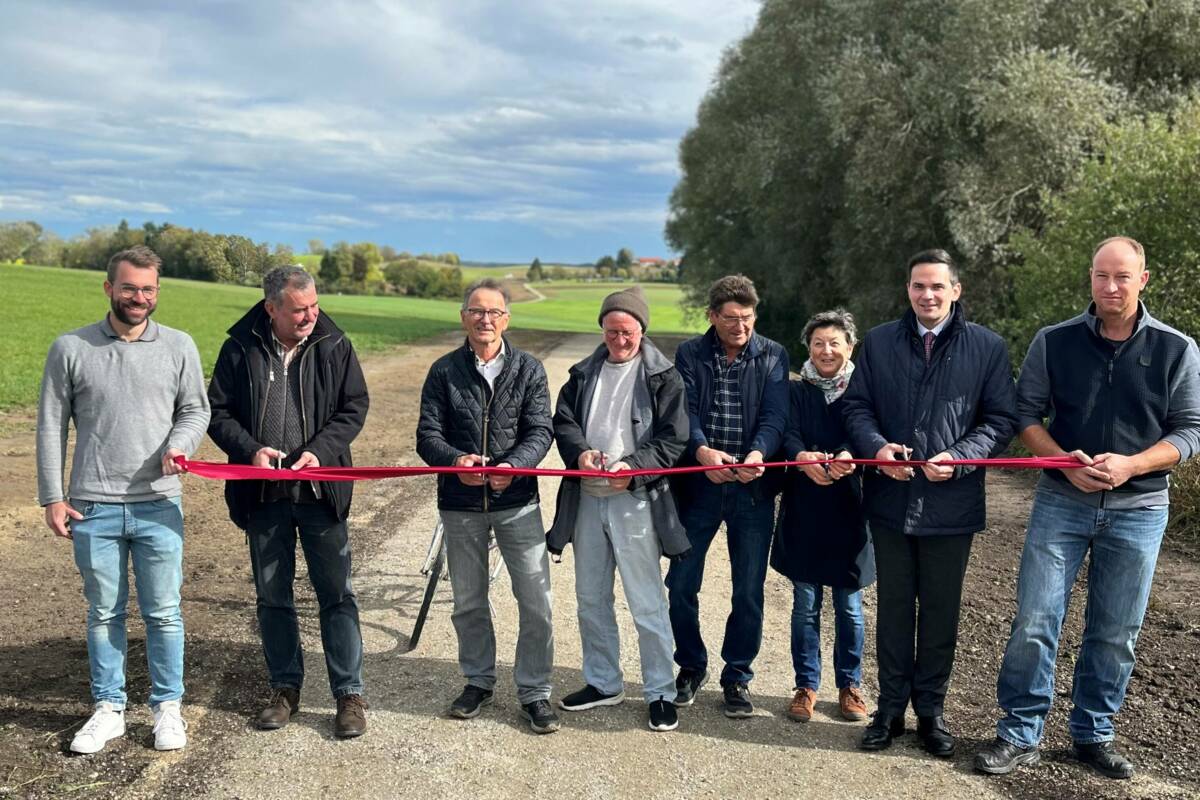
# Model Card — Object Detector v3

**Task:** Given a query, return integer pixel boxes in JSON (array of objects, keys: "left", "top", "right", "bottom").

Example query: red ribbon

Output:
[{"left": 173, "top": 454, "right": 1083, "bottom": 482}]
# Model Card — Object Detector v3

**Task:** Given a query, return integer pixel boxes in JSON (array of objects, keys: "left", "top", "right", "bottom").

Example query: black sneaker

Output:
[
  {"left": 448, "top": 685, "right": 494, "bottom": 719},
  {"left": 648, "top": 698, "right": 679, "bottom": 732},
  {"left": 520, "top": 699, "right": 561, "bottom": 734},
  {"left": 558, "top": 685, "right": 625, "bottom": 712},
  {"left": 673, "top": 668, "right": 708, "bottom": 707},
  {"left": 975, "top": 737, "right": 1040, "bottom": 774},
  {"left": 1074, "top": 741, "right": 1134, "bottom": 780},
  {"left": 722, "top": 682, "right": 754, "bottom": 718}
]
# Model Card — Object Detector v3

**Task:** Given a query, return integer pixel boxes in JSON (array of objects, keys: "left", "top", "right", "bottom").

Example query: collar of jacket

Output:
[
  {"left": 225, "top": 299, "right": 343, "bottom": 348},
  {"left": 701, "top": 325, "right": 767, "bottom": 363},
  {"left": 901, "top": 302, "right": 965, "bottom": 340},
  {"left": 457, "top": 335, "right": 518, "bottom": 377},
  {"left": 570, "top": 336, "right": 674, "bottom": 379},
  {"left": 1084, "top": 300, "right": 1150, "bottom": 341}
]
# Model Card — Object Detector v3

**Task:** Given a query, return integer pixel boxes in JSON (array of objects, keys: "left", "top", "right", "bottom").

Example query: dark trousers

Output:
[
  {"left": 246, "top": 499, "right": 364, "bottom": 698},
  {"left": 665, "top": 481, "right": 775, "bottom": 686},
  {"left": 871, "top": 525, "right": 973, "bottom": 717}
]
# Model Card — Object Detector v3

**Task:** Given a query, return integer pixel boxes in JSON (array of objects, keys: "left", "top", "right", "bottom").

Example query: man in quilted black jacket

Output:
[{"left": 416, "top": 278, "right": 558, "bottom": 733}]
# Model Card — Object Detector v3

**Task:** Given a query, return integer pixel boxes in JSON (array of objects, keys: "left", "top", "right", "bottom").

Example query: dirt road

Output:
[{"left": 1, "top": 330, "right": 1197, "bottom": 799}]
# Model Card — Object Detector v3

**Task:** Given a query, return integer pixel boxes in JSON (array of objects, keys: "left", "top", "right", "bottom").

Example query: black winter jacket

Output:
[
  {"left": 207, "top": 302, "right": 369, "bottom": 530},
  {"left": 772, "top": 381, "right": 874, "bottom": 588},
  {"left": 416, "top": 338, "right": 553, "bottom": 512},
  {"left": 841, "top": 304, "right": 1018, "bottom": 536}
]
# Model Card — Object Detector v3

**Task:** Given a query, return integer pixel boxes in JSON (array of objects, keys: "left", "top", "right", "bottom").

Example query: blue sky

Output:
[{"left": 0, "top": 0, "right": 758, "bottom": 263}]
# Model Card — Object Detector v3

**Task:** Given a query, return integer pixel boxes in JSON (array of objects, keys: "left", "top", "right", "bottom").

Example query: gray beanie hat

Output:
[{"left": 598, "top": 284, "right": 650, "bottom": 331}]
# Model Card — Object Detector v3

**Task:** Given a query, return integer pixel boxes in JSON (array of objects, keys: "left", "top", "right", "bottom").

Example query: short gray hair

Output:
[
  {"left": 263, "top": 265, "right": 315, "bottom": 307},
  {"left": 462, "top": 277, "right": 510, "bottom": 310},
  {"left": 802, "top": 308, "right": 857, "bottom": 348}
]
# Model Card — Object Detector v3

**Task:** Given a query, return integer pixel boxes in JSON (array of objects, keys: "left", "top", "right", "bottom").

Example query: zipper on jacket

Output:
[
  {"left": 298, "top": 333, "right": 330, "bottom": 498},
  {"left": 481, "top": 377, "right": 494, "bottom": 513}
]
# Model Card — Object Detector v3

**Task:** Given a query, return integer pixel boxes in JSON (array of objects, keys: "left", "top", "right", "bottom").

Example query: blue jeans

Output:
[
  {"left": 791, "top": 582, "right": 864, "bottom": 690},
  {"left": 71, "top": 498, "right": 185, "bottom": 708},
  {"left": 996, "top": 489, "right": 1168, "bottom": 747},
  {"left": 246, "top": 500, "right": 364, "bottom": 699},
  {"left": 666, "top": 481, "right": 774, "bottom": 686},
  {"left": 441, "top": 503, "right": 554, "bottom": 704},
  {"left": 574, "top": 492, "right": 675, "bottom": 702}
]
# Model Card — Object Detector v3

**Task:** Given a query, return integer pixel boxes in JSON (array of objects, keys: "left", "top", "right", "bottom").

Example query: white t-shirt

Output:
[{"left": 582, "top": 355, "right": 641, "bottom": 497}]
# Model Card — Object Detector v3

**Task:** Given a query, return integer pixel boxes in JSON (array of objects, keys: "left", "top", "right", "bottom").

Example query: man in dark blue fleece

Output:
[{"left": 976, "top": 236, "right": 1200, "bottom": 780}]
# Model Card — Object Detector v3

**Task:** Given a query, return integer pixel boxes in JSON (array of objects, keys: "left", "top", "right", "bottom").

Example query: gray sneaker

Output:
[
  {"left": 722, "top": 682, "right": 754, "bottom": 718},
  {"left": 521, "top": 699, "right": 561, "bottom": 734},
  {"left": 673, "top": 668, "right": 708, "bottom": 707},
  {"left": 449, "top": 685, "right": 494, "bottom": 719}
]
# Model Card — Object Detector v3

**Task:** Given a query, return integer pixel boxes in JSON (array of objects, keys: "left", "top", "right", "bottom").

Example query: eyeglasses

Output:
[
  {"left": 716, "top": 313, "right": 755, "bottom": 326},
  {"left": 465, "top": 307, "right": 508, "bottom": 320},
  {"left": 117, "top": 284, "right": 159, "bottom": 298},
  {"left": 603, "top": 329, "right": 640, "bottom": 340}
]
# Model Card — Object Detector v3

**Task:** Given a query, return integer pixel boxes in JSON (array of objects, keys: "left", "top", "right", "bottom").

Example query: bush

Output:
[
  {"left": 1004, "top": 99, "right": 1200, "bottom": 352},
  {"left": 1169, "top": 459, "right": 1200, "bottom": 548}
]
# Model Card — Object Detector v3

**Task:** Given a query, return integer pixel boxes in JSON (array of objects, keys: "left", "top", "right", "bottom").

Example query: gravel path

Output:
[{"left": 189, "top": 334, "right": 1012, "bottom": 800}]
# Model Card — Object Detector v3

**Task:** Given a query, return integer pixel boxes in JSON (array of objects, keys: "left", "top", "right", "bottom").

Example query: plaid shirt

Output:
[{"left": 704, "top": 342, "right": 747, "bottom": 460}]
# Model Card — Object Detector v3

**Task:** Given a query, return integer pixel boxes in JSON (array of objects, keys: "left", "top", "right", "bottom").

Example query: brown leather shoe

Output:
[
  {"left": 786, "top": 688, "right": 817, "bottom": 722},
  {"left": 839, "top": 686, "right": 868, "bottom": 721},
  {"left": 256, "top": 688, "right": 300, "bottom": 730},
  {"left": 334, "top": 694, "right": 368, "bottom": 738}
]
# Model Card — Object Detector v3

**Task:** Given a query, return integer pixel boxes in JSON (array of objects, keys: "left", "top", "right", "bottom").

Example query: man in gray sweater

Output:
[{"left": 36, "top": 245, "right": 210, "bottom": 754}]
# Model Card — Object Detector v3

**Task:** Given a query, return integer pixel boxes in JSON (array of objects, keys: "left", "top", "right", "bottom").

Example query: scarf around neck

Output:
[{"left": 800, "top": 359, "right": 854, "bottom": 404}]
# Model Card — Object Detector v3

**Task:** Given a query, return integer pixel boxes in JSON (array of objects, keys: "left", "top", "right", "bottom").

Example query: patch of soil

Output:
[{"left": 946, "top": 470, "right": 1200, "bottom": 798}]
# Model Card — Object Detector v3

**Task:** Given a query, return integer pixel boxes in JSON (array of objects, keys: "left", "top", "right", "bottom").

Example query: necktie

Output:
[{"left": 923, "top": 331, "right": 935, "bottom": 364}]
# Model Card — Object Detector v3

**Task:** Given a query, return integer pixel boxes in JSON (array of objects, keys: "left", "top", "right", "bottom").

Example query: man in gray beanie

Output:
[
  {"left": 547, "top": 284, "right": 690, "bottom": 732},
  {"left": 597, "top": 285, "right": 650, "bottom": 332}
]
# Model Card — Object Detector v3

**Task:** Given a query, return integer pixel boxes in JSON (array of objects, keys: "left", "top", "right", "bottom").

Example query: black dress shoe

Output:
[
  {"left": 859, "top": 712, "right": 905, "bottom": 751},
  {"left": 1074, "top": 741, "right": 1134, "bottom": 779},
  {"left": 975, "top": 737, "right": 1040, "bottom": 774},
  {"left": 916, "top": 715, "right": 955, "bottom": 757}
]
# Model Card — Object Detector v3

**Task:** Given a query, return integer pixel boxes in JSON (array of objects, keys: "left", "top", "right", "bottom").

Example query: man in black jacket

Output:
[
  {"left": 207, "top": 265, "right": 370, "bottom": 738},
  {"left": 842, "top": 249, "right": 1018, "bottom": 756},
  {"left": 416, "top": 278, "right": 557, "bottom": 733},
  {"left": 546, "top": 286, "right": 689, "bottom": 733}
]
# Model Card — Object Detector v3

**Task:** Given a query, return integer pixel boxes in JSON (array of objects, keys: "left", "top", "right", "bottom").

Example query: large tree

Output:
[{"left": 667, "top": 0, "right": 1200, "bottom": 355}]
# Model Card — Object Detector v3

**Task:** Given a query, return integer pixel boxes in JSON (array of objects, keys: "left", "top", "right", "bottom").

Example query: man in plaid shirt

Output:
[{"left": 667, "top": 275, "right": 790, "bottom": 718}]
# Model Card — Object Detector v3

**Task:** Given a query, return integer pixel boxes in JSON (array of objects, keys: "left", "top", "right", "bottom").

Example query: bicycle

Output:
[{"left": 409, "top": 519, "right": 505, "bottom": 651}]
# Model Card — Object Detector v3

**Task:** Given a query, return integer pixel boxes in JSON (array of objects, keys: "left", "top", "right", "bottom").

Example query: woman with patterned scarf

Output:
[{"left": 771, "top": 309, "right": 875, "bottom": 725}]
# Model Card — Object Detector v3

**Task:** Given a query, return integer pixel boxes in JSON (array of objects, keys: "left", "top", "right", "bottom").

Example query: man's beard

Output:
[{"left": 110, "top": 296, "right": 156, "bottom": 326}]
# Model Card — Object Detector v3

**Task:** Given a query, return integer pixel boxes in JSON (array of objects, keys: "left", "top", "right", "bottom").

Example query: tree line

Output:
[
  {"left": 0, "top": 221, "right": 467, "bottom": 299},
  {"left": 668, "top": 0, "right": 1200, "bottom": 360}
]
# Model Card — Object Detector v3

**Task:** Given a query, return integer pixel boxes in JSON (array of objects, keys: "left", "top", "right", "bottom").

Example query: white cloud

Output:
[
  {"left": 68, "top": 195, "right": 173, "bottom": 214},
  {"left": 311, "top": 213, "right": 375, "bottom": 228}
]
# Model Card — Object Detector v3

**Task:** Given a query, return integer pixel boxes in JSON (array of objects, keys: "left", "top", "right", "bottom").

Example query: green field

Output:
[{"left": 0, "top": 264, "right": 700, "bottom": 410}]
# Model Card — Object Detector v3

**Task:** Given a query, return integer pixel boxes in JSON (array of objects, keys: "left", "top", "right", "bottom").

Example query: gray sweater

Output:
[{"left": 37, "top": 316, "right": 211, "bottom": 505}]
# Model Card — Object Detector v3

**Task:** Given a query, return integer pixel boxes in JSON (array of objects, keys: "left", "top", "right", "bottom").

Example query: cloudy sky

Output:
[{"left": 0, "top": 0, "right": 759, "bottom": 263}]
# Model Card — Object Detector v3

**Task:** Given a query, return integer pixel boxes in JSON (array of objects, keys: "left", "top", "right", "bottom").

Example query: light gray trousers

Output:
[
  {"left": 574, "top": 491, "right": 676, "bottom": 702},
  {"left": 441, "top": 503, "right": 554, "bottom": 704}
]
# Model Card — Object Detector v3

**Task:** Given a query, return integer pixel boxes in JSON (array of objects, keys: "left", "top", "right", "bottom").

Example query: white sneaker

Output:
[
  {"left": 70, "top": 702, "right": 126, "bottom": 754},
  {"left": 152, "top": 700, "right": 188, "bottom": 751}
]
